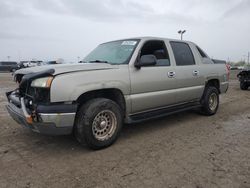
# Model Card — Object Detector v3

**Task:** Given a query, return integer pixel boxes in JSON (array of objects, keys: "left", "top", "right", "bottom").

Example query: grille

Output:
[{"left": 26, "top": 87, "right": 50, "bottom": 104}]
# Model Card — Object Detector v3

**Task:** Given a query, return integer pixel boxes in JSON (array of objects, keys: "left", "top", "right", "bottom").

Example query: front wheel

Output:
[
  {"left": 200, "top": 86, "right": 219, "bottom": 116},
  {"left": 75, "top": 98, "right": 123, "bottom": 150}
]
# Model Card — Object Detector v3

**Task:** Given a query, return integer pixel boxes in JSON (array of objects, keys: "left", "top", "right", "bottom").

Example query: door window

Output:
[
  {"left": 140, "top": 40, "right": 170, "bottom": 66},
  {"left": 170, "top": 42, "right": 195, "bottom": 66}
]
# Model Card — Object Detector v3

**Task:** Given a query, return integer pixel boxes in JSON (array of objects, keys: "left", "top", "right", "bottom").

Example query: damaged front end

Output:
[
  {"left": 7, "top": 69, "right": 54, "bottom": 123},
  {"left": 6, "top": 69, "right": 76, "bottom": 135}
]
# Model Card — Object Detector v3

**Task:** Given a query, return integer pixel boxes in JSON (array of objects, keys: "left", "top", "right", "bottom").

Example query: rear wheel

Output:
[
  {"left": 75, "top": 98, "right": 123, "bottom": 150},
  {"left": 200, "top": 86, "right": 219, "bottom": 116},
  {"left": 240, "top": 82, "right": 248, "bottom": 90}
]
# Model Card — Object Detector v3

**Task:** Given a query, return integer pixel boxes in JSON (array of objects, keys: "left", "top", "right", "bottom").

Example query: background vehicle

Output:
[
  {"left": 6, "top": 37, "right": 229, "bottom": 149},
  {"left": 237, "top": 69, "right": 250, "bottom": 90},
  {"left": 44, "top": 61, "right": 60, "bottom": 65},
  {"left": 0, "top": 61, "right": 18, "bottom": 72},
  {"left": 19, "top": 61, "right": 43, "bottom": 68}
]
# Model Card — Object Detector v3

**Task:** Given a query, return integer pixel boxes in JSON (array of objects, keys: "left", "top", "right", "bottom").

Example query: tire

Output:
[
  {"left": 240, "top": 82, "right": 248, "bottom": 90},
  {"left": 75, "top": 98, "right": 123, "bottom": 150},
  {"left": 200, "top": 86, "right": 219, "bottom": 116}
]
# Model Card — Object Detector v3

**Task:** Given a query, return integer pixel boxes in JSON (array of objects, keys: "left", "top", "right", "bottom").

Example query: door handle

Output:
[
  {"left": 168, "top": 71, "right": 175, "bottom": 78},
  {"left": 193, "top": 70, "right": 199, "bottom": 76}
]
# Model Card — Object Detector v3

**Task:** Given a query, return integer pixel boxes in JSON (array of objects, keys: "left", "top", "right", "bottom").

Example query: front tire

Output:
[
  {"left": 200, "top": 86, "right": 219, "bottom": 116},
  {"left": 75, "top": 98, "right": 123, "bottom": 150}
]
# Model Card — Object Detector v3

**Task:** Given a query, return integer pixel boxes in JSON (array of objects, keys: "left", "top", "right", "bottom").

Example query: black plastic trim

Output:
[
  {"left": 36, "top": 103, "right": 77, "bottom": 113},
  {"left": 127, "top": 102, "right": 201, "bottom": 123}
]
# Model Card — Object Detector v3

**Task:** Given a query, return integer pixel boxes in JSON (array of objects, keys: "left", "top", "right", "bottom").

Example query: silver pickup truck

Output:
[{"left": 6, "top": 37, "right": 229, "bottom": 149}]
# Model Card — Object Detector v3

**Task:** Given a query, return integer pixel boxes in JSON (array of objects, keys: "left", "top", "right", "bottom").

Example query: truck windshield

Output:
[{"left": 83, "top": 40, "right": 139, "bottom": 65}]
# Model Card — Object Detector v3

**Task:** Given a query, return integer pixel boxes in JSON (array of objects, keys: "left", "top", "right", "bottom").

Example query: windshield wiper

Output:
[{"left": 89, "top": 60, "right": 110, "bottom": 64}]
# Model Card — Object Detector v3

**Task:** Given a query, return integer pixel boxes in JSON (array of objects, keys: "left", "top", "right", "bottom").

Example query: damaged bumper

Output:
[{"left": 6, "top": 91, "right": 77, "bottom": 135}]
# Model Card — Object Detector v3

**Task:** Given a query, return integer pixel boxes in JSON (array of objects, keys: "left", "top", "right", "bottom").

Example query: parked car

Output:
[
  {"left": 237, "top": 68, "right": 250, "bottom": 90},
  {"left": 0, "top": 61, "right": 18, "bottom": 72},
  {"left": 230, "top": 66, "right": 238, "bottom": 70},
  {"left": 44, "top": 61, "right": 58, "bottom": 65},
  {"left": 41, "top": 60, "right": 64, "bottom": 65},
  {"left": 19, "top": 61, "right": 43, "bottom": 68},
  {"left": 6, "top": 37, "right": 229, "bottom": 149},
  {"left": 237, "top": 66, "right": 245, "bottom": 70}
]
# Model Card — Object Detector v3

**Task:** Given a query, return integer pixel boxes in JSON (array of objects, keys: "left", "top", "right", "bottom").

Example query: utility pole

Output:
[
  {"left": 178, "top": 30, "right": 186, "bottom": 40},
  {"left": 248, "top": 52, "right": 250, "bottom": 66},
  {"left": 243, "top": 55, "right": 246, "bottom": 63},
  {"left": 18, "top": 50, "right": 21, "bottom": 62}
]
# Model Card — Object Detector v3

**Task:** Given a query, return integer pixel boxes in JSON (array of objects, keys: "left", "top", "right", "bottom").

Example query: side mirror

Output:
[{"left": 135, "top": 55, "right": 157, "bottom": 68}]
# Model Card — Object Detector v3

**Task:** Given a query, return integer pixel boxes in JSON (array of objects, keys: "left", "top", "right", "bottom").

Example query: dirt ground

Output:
[{"left": 0, "top": 70, "right": 249, "bottom": 188}]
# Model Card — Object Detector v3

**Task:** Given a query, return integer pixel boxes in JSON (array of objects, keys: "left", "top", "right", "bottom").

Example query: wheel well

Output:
[
  {"left": 76, "top": 89, "right": 126, "bottom": 114},
  {"left": 206, "top": 79, "right": 220, "bottom": 93}
]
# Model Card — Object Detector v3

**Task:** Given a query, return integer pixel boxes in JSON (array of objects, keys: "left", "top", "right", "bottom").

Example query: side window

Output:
[
  {"left": 140, "top": 40, "right": 170, "bottom": 66},
  {"left": 196, "top": 46, "right": 208, "bottom": 58},
  {"left": 170, "top": 42, "right": 195, "bottom": 66}
]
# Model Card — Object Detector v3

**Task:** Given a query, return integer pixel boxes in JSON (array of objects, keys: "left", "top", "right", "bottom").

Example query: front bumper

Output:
[{"left": 6, "top": 92, "right": 77, "bottom": 135}]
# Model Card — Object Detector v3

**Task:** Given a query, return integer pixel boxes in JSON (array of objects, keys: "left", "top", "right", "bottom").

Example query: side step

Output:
[{"left": 127, "top": 102, "right": 201, "bottom": 124}]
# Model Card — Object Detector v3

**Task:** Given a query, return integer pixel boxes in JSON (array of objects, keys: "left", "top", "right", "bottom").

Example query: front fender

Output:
[
  {"left": 50, "top": 68, "right": 130, "bottom": 103},
  {"left": 70, "top": 81, "right": 129, "bottom": 101}
]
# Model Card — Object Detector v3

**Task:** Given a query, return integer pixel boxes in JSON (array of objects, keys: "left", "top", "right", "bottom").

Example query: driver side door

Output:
[{"left": 129, "top": 40, "right": 177, "bottom": 114}]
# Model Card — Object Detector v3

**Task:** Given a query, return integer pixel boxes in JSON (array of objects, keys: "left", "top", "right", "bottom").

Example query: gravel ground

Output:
[{"left": 0, "top": 70, "right": 249, "bottom": 188}]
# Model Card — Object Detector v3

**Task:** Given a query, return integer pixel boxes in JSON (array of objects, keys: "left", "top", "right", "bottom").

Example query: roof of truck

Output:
[
  {"left": 102, "top": 36, "right": 192, "bottom": 45},
  {"left": 129, "top": 36, "right": 187, "bottom": 41}
]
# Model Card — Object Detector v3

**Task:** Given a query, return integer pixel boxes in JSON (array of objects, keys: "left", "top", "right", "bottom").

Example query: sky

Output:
[{"left": 0, "top": 0, "right": 250, "bottom": 63}]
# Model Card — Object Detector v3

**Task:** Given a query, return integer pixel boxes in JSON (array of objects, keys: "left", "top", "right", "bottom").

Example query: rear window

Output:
[
  {"left": 1, "top": 62, "right": 8, "bottom": 65},
  {"left": 0, "top": 61, "right": 17, "bottom": 65},
  {"left": 0, "top": 62, "right": 17, "bottom": 65},
  {"left": 9, "top": 62, "right": 17, "bottom": 65}
]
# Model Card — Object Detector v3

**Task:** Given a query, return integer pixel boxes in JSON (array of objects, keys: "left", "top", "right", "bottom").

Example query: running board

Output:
[{"left": 127, "top": 102, "right": 201, "bottom": 124}]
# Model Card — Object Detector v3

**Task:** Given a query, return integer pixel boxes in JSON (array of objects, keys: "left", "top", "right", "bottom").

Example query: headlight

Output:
[{"left": 31, "top": 77, "right": 53, "bottom": 88}]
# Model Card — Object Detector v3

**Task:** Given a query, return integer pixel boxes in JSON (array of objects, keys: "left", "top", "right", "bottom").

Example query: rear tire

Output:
[
  {"left": 240, "top": 82, "right": 248, "bottom": 90},
  {"left": 75, "top": 98, "right": 123, "bottom": 150},
  {"left": 200, "top": 86, "right": 219, "bottom": 116}
]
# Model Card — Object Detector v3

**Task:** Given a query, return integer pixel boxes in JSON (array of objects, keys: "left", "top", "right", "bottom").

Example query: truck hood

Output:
[{"left": 15, "top": 63, "right": 119, "bottom": 76}]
